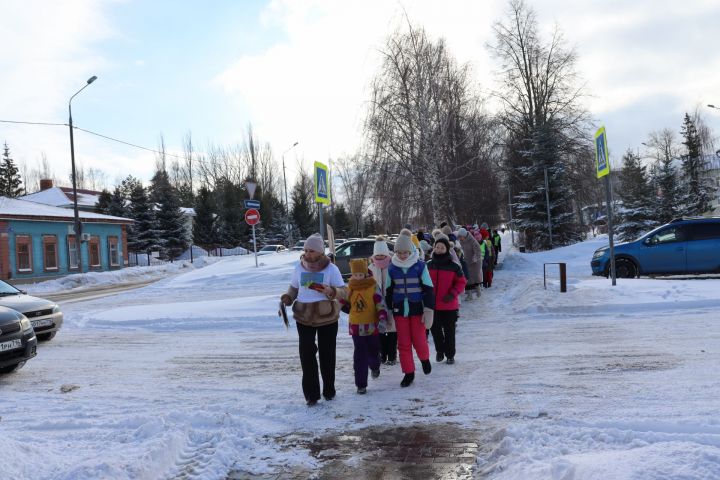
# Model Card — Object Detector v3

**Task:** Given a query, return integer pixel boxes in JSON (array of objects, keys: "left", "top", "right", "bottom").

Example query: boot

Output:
[
  {"left": 400, "top": 373, "right": 415, "bottom": 387},
  {"left": 464, "top": 292, "right": 473, "bottom": 302},
  {"left": 421, "top": 359, "right": 432, "bottom": 375},
  {"left": 371, "top": 368, "right": 380, "bottom": 379},
  {"left": 474, "top": 289, "right": 481, "bottom": 299},
  {"left": 436, "top": 352, "right": 445, "bottom": 362},
  {"left": 357, "top": 387, "right": 367, "bottom": 394},
  {"left": 446, "top": 357, "right": 455, "bottom": 365}
]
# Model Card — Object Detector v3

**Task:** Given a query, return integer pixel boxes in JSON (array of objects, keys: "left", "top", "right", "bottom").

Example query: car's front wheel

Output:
[{"left": 615, "top": 258, "right": 638, "bottom": 278}]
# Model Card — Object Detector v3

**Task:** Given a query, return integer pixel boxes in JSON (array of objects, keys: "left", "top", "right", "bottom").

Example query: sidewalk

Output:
[{"left": 229, "top": 423, "right": 499, "bottom": 480}]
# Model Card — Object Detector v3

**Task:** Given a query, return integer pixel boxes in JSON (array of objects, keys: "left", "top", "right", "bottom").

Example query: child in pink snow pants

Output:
[{"left": 384, "top": 230, "right": 435, "bottom": 388}]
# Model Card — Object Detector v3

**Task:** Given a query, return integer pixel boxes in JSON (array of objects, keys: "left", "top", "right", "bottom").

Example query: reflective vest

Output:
[{"left": 389, "top": 261, "right": 425, "bottom": 304}]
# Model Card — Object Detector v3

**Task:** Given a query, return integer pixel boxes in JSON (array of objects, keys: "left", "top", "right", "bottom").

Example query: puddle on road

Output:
[{"left": 230, "top": 423, "right": 504, "bottom": 480}]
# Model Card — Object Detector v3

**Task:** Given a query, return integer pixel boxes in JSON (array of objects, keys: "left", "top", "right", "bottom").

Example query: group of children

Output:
[{"left": 342, "top": 226, "right": 500, "bottom": 393}]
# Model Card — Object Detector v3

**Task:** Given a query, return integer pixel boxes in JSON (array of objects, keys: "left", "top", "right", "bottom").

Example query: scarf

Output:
[
  {"left": 300, "top": 254, "right": 330, "bottom": 272},
  {"left": 371, "top": 255, "right": 391, "bottom": 269},
  {"left": 348, "top": 277, "right": 377, "bottom": 291},
  {"left": 391, "top": 249, "right": 419, "bottom": 269},
  {"left": 431, "top": 252, "right": 451, "bottom": 264}
]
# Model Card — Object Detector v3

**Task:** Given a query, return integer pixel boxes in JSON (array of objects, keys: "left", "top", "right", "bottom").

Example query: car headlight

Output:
[
  {"left": 52, "top": 304, "right": 61, "bottom": 314},
  {"left": 20, "top": 317, "right": 33, "bottom": 333},
  {"left": 593, "top": 248, "right": 608, "bottom": 260}
]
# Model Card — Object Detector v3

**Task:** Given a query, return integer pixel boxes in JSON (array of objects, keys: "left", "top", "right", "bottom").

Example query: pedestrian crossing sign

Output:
[
  {"left": 314, "top": 161, "right": 330, "bottom": 204},
  {"left": 595, "top": 126, "right": 610, "bottom": 179}
]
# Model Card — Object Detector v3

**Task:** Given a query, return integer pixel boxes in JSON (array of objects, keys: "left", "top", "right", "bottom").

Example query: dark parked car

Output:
[
  {"left": 0, "top": 306, "right": 37, "bottom": 374},
  {"left": 592, "top": 217, "right": 720, "bottom": 278},
  {"left": 333, "top": 239, "right": 394, "bottom": 279}
]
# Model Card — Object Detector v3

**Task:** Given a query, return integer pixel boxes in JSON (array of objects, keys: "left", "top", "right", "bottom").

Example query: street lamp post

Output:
[
  {"left": 708, "top": 104, "right": 718, "bottom": 110},
  {"left": 68, "top": 75, "right": 98, "bottom": 273},
  {"left": 282, "top": 141, "right": 299, "bottom": 247}
]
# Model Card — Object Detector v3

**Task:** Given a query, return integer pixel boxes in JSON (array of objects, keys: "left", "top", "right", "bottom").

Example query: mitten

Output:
[{"left": 422, "top": 308, "right": 434, "bottom": 329}]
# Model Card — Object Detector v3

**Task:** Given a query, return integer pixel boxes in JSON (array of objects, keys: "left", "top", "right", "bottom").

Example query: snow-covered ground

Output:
[{"left": 3, "top": 235, "right": 720, "bottom": 479}]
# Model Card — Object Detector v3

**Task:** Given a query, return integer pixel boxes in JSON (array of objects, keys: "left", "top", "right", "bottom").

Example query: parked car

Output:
[
  {"left": 332, "top": 239, "right": 394, "bottom": 279},
  {"left": 0, "top": 280, "right": 63, "bottom": 341},
  {"left": 257, "top": 245, "right": 288, "bottom": 256},
  {"left": 0, "top": 306, "right": 37, "bottom": 374},
  {"left": 291, "top": 240, "right": 305, "bottom": 251},
  {"left": 591, "top": 217, "right": 720, "bottom": 278}
]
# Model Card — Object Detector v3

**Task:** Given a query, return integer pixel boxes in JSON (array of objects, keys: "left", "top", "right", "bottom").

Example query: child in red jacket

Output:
[{"left": 426, "top": 237, "right": 467, "bottom": 364}]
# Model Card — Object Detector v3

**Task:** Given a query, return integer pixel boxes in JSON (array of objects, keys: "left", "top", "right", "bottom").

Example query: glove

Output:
[
  {"left": 422, "top": 308, "right": 434, "bottom": 329},
  {"left": 280, "top": 294, "right": 293, "bottom": 306},
  {"left": 442, "top": 293, "right": 454, "bottom": 303}
]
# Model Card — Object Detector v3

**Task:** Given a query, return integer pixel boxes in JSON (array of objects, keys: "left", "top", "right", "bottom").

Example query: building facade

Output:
[{"left": 0, "top": 197, "right": 132, "bottom": 281}]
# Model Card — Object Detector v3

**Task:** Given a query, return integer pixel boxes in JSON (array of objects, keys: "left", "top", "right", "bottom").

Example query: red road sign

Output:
[{"left": 245, "top": 208, "right": 260, "bottom": 226}]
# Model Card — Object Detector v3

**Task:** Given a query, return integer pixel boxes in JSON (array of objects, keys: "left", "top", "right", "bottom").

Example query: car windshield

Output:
[
  {"left": 0, "top": 280, "right": 20, "bottom": 296},
  {"left": 260, "top": 246, "right": 278, "bottom": 252}
]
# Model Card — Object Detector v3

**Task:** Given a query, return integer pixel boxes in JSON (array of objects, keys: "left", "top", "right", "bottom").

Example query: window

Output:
[
  {"left": 108, "top": 236, "right": 119, "bottom": 266},
  {"left": 67, "top": 235, "right": 79, "bottom": 269},
  {"left": 16, "top": 235, "right": 32, "bottom": 272},
  {"left": 89, "top": 236, "right": 101, "bottom": 267},
  {"left": 649, "top": 226, "right": 685, "bottom": 244},
  {"left": 689, "top": 222, "right": 720, "bottom": 241},
  {"left": 43, "top": 235, "right": 58, "bottom": 270}
]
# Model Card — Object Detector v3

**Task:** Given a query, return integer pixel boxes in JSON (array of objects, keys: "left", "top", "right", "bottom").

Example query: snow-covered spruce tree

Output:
[
  {"left": 650, "top": 156, "right": 681, "bottom": 225},
  {"left": 513, "top": 124, "right": 585, "bottom": 250},
  {"left": 291, "top": 171, "right": 316, "bottom": 238},
  {"left": 213, "top": 177, "right": 245, "bottom": 249},
  {"left": 193, "top": 186, "right": 218, "bottom": 252},
  {"left": 95, "top": 189, "right": 113, "bottom": 214},
  {"left": 680, "top": 113, "right": 713, "bottom": 216},
  {"left": 150, "top": 169, "right": 188, "bottom": 260},
  {"left": 0, "top": 143, "right": 24, "bottom": 197},
  {"left": 128, "top": 183, "right": 160, "bottom": 262},
  {"left": 108, "top": 186, "right": 128, "bottom": 218},
  {"left": 332, "top": 204, "right": 353, "bottom": 237},
  {"left": 616, "top": 149, "right": 658, "bottom": 242}
]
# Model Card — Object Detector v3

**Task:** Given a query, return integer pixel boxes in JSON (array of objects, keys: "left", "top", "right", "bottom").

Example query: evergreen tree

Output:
[
  {"left": 109, "top": 186, "right": 128, "bottom": 218},
  {"left": 0, "top": 143, "right": 24, "bottom": 197},
  {"left": 616, "top": 149, "right": 658, "bottom": 241},
  {"left": 680, "top": 113, "right": 713, "bottom": 215},
  {"left": 96, "top": 189, "right": 113, "bottom": 214},
  {"left": 214, "top": 177, "right": 245, "bottom": 248},
  {"left": 193, "top": 186, "right": 218, "bottom": 251},
  {"left": 512, "top": 124, "right": 584, "bottom": 250},
  {"left": 290, "top": 173, "right": 316, "bottom": 238},
  {"left": 651, "top": 156, "right": 681, "bottom": 224},
  {"left": 128, "top": 184, "right": 160, "bottom": 260},
  {"left": 151, "top": 169, "right": 189, "bottom": 260},
  {"left": 332, "top": 203, "right": 353, "bottom": 236}
]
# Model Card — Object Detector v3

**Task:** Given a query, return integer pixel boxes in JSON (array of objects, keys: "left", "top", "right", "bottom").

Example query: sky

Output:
[{"left": 1, "top": 0, "right": 719, "bottom": 192}]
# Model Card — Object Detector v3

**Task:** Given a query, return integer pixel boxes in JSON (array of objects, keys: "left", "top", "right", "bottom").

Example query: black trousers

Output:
[
  {"left": 296, "top": 321, "right": 338, "bottom": 401},
  {"left": 379, "top": 331, "right": 397, "bottom": 362},
  {"left": 430, "top": 310, "right": 458, "bottom": 360}
]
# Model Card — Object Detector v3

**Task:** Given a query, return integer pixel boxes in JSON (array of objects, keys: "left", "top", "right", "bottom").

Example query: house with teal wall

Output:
[{"left": 0, "top": 196, "right": 132, "bottom": 281}]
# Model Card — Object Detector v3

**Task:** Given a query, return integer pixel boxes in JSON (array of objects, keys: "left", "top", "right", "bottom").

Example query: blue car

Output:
[{"left": 591, "top": 217, "right": 720, "bottom": 278}]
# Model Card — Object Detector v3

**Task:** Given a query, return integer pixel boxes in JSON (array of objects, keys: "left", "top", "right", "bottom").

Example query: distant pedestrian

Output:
[
  {"left": 369, "top": 236, "right": 397, "bottom": 366},
  {"left": 480, "top": 229, "right": 495, "bottom": 288},
  {"left": 457, "top": 228, "right": 482, "bottom": 300},
  {"left": 280, "top": 234, "right": 347, "bottom": 406},
  {"left": 427, "top": 237, "right": 466, "bottom": 365},
  {"left": 385, "top": 231, "right": 435, "bottom": 387},
  {"left": 343, "top": 258, "right": 387, "bottom": 394},
  {"left": 492, "top": 230, "right": 502, "bottom": 266}
]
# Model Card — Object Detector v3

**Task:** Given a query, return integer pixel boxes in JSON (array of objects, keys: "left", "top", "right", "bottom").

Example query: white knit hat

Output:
[
  {"left": 304, "top": 234, "right": 325, "bottom": 252},
  {"left": 457, "top": 228, "right": 468, "bottom": 238},
  {"left": 373, "top": 236, "right": 391, "bottom": 256}
]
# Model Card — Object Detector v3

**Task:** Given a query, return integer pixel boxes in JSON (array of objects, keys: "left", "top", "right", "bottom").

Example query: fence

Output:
[{"left": 127, "top": 245, "right": 249, "bottom": 267}]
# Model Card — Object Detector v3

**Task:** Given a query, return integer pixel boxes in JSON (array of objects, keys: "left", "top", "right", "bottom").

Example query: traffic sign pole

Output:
[
  {"left": 252, "top": 224, "right": 258, "bottom": 268},
  {"left": 595, "top": 126, "right": 616, "bottom": 286},
  {"left": 244, "top": 208, "right": 261, "bottom": 268}
]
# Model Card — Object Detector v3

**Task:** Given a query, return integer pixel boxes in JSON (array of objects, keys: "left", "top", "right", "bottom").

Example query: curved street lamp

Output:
[{"left": 68, "top": 75, "right": 98, "bottom": 273}]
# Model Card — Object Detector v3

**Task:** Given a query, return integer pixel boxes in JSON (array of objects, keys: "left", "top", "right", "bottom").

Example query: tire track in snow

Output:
[{"left": 165, "top": 431, "right": 222, "bottom": 480}]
